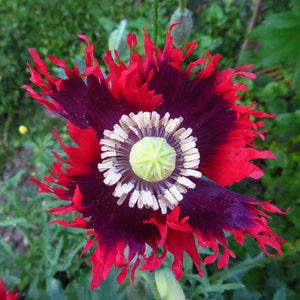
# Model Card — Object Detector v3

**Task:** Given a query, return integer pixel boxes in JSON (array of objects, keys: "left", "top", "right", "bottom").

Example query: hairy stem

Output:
[
  {"left": 153, "top": 0, "right": 159, "bottom": 46},
  {"left": 236, "top": 0, "right": 262, "bottom": 67},
  {"left": 179, "top": 0, "right": 186, "bottom": 13}
]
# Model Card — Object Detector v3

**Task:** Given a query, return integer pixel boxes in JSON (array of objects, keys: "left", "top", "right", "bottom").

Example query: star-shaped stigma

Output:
[{"left": 130, "top": 136, "right": 176, "bottom": 182}]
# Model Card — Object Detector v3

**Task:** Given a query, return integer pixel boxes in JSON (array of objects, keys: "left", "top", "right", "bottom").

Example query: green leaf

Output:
[
  {"left": 287, "top": 207, "right": 300, "bottom": 226},
  {"left": 0, "top": 237, "right": 15, "bottom": 258},
  {"left": 56, "top": 240, "right": 85, "bottom": 272},
  {"left": 273, "top": 110, "right": 300, "bottom": 136},
  {"left": 48, "top": 278, "right": 66, "bottom": 300},
  {"left": 0, "top": 169, "right": 25, "bottom": 192},
  {"left": 0, "top": 217, "right": 26, "bottom": 227},
  {"left": 249, "top": 7, "right": 300, "bottom": 94},
  {"left": 91, "top": 270, "right": 124, "bottom": 300},
  {"left": 267, "top": 148, "right": 289, "bottom": 170},
  {"left": 51, "top": 236, "right": 64, "bottom": 267},
  {"left": 201, "top": 281, "right": 245, "bottom": 294},
  {"left": 273, "top": 286, "right": 286, "bottom": 300}
]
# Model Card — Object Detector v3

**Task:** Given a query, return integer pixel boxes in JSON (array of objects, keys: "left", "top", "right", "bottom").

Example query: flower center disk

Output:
[
  {"left": 129, "top": 137, "right": 176, "bottom": 182},
  {"left": 98, "top": 111, "right": 202, "bottom": 214}
]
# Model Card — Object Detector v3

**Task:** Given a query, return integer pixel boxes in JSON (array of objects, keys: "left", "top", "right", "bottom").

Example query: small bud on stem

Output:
[{"left": 169, "top": 8, "right": 193, "bottom": 48}]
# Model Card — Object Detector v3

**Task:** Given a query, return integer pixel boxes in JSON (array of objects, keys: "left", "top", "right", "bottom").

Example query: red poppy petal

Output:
[
  {"left": 0, "top": 281, "right": 18, "bottom": 300},
  {"left": 180, "top": 178, "right": 285, "bottom": 261}
]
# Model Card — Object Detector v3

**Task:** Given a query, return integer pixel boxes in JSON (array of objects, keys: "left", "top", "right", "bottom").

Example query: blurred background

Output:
[{"left": 0, "top": 0, "right": 299, "bottom": 299}]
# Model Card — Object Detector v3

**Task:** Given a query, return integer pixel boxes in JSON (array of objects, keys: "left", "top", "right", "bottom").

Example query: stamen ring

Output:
[{"left": 98, "top": 111, "right": 202, "bottom": 214}]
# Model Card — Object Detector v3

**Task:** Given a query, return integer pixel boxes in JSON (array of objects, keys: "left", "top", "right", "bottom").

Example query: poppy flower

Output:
[
  {"left": 0, "top": 281, "right": 18, "bottom": 300},
  {"left": 23, "top": 28, "right": 285, "bottom": 289}
]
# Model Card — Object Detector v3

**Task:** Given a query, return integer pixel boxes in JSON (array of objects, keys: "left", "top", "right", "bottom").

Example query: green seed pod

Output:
[
  {"left": 108, "top": 19, "right": 128, "bottom": 57},
  {"left": 169, "top": 8, "right": 193, "bottom": 48},
  {"left": 155, "top": 268, "right": 186, "bottom": 300},
  {"left": 129, "top": 137, "right": 176, "bottom": 182}
]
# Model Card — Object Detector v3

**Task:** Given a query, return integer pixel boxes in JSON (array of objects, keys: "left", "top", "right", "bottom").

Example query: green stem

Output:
[
  {"left": 153, "top": 0, "right": 159, "bottom": 46},
  {"left": 25, "top": 133, "right": 42, "bottom": 153},
  {"left": 179, "top": 0, "right": 186, "bottom": 13},
  {"left": 3, "top": 112, "right": 12, "bottom": 146}
]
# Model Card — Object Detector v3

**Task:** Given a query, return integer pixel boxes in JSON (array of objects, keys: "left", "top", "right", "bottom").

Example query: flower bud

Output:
[
  {"left": 169, "top": 8, "right": 193, "bottom": 48},
  {"left": 108, "top": 19, "right": 128, "bottom": 57},
  {"left": 18, "top": 125, "right": 28, "bottom": 135},
  {"left": 155, "top": 268, "right": 186, "bottom": 300}
]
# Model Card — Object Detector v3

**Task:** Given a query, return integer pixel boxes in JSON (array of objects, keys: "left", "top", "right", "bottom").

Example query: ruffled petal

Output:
[
  {"left": 103, "top": 32, "right": 163, "bottom": 112},
  {"left": 188, "top": 63, "right": 276, "bottom": 185},
  {"left": 30, "top": 122, "right": 102, "bottom": 210},
  {"left": 179, "top": 178, "right": 285, "bottom": 265},
  {"left": 145, "top": 29, "right": 275, "bottom": 186},
  {"left": 145, "top": 207, "right": 203, "bottom": 279},
  {"left": 0, "top": 281, "right": 18, "bottom": 300},
  {"left": 23, "top": 38, "right": 126, "bottom": 135},
  {"left": 31, "top": 121, "right": 163, "bottom": 289},
  {"left": 143, "top": 178, "right": 285, "bottom": 281}
]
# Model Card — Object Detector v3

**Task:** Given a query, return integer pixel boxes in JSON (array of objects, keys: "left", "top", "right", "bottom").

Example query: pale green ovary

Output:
[{"left": 129, "top": 137, "right": 176, "bottom": 182}]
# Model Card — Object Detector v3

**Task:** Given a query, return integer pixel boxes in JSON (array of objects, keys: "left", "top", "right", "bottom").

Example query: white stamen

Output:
[
  {"left": 181, "top": 169, "right": 202, "bottom": 178},
  {"left": 103, "top": 170, "right": 122, "bottom": 186},
  {"left": 162, "top": 196, "right": 175, "bottom": 210},
  {"left": 128, "top": 125, "right": 139, "bottom": 136},
  {"left": 165, "top": 118, "right": 182, "bottom": 133},
  {"left": 101, "top": 151, "right": 116, "bottom": 159},
  {"left": 132, "top": 113, "right": 144, "bottom": 129},
  {"left": 124, "top": 182, "right": 135, "bottom": 193},
  {"left": 181, "top": 140, "right": 196, "bottom": 152},
  {"left": 117, "top": 194, "right": 127, "bottom": 205},
  {"left": 137, "top": 196, "right": 144, "bottom": 209},
  {"left": 101, "top": 145, "right": 115, "bottom": 152},
  {"left": 100, "top": 138, "right": 117, "bottom": 148},
  {"left": 103, "top": 129, "right": 113, "bottom": 137},
  {"left": 142, "top": 190, "right": 152, "bottom": 207},
  {"left": 114, "top": 182, "right": 134, "bottom": 197},
  {"left": 152, "top": 195, "right": 160, "bottom": 210},
  {"left": 158, "top": 199, "right": 168, "bottom": 215},
  {"left": 110, "top": 132, "right": 126, "bottom": 142},
  {"left": 143, "top": 112, "right": 151, "bottom": 127},
  {"left": 152, "top": 112, "right": 160, "bottom": 127},
  {"left": 169, "top": 185, "right": 183, "bottom": 201},
  {"left": 114, "top": 124, "right": 129, "bottom": 139},
  {"left": 184, "top": 153, "right": 200, "bottom": 162},
  {"left": 174, "top": 182, "right": 188, "bottom": 194},
  {"left": 129, "top": 189, "right": 139, "bottom": 207},
  {"left": 173, "top": 128, "right": 185, "bottom": 139},
  {"left": 183, "top": 148, "right": 200, "bottom": 156},
  {"left": 177, "top": 176, "right": 196, "bottom": 189},
  {"left": 176, "top": 127, "right": 193, "bottom": 140},
  {"left": 98, "top": 161, "right": 114, "bottom": 171},
  {"left": 183, "top": 161, "right": 200, "bottom": 169},
  {"left": 160, "top": 112, "right": 170, "bottom": 126},
  {"left": 164, "top": 189, "right": 178, "bottom": 205},
  {"left": 120, "top": 115, "right": 131, "bottom": 128}
]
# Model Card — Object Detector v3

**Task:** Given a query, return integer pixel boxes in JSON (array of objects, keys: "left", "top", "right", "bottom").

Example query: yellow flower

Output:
[{"left": 19, "top": 125, "right": 28, "bottom": 135}]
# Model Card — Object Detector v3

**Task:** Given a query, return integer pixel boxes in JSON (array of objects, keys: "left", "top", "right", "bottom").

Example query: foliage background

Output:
[{"left": 0, "top": 0, "right": 299, "bottom": 299}]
